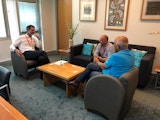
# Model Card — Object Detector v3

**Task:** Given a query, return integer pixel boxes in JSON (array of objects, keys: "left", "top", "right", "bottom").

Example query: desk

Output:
[
  {"left": 58, "top": 49, "right": 70, "bottom": 61},
  {"left": 154, "top": 65, "right": 160, "bottom": 89},
  {"left": 0, "top": 96, "right": 28, "bottom": 120}
]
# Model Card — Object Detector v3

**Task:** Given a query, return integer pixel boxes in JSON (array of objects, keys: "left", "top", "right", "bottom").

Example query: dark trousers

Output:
[
  {"left": 76, "top": 62, "right": 102, "bottom": 83},
  {"left": 23, "top": 50, "right": 50, "bottom": 66}
]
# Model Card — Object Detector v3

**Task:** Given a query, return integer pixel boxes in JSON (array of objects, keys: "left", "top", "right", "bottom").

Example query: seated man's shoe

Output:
[{"left": 68, "top": 80, "right": 79, "bottom": 89}]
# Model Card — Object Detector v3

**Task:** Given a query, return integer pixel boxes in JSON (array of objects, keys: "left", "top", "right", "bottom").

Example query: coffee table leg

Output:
[
  {"left": 66, "top": 84, "right": 75, "bottom": 98},
  {"left": 66, "top": 84, "right": 72, "bottom": 98},
  {"left": 43, "top": 72, "right": 59, "bottom": 86},
  {"left": 66, "top": 84, "right": 70, "bottom": 97},
  {"left": 42, "top": 72, "right": 81, "bottom": 97}
]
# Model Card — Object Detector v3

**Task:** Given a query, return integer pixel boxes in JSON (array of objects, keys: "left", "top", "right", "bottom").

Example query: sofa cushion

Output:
[
  {"left": 131, "top": 49, "right": 147, "bottom": 68},
  {"left": 87, "top": 42, "right": 98, "bottom": 54},
  {"left": 74, "top": 55, "right": 93, "bottom": 67},
  {"left": 81, "top": 44, "right": 94, "bottom": 56}
]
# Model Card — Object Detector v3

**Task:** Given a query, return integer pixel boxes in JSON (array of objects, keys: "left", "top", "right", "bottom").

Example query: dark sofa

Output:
[
  {"left": 70, "top": 38, "right": 156, "bottom": 88},
  {"left": 70, "top": 39, "right": 100, "bottom": 67}
]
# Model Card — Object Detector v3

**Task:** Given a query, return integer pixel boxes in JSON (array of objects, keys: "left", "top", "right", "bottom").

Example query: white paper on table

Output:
[{"left": 53, "top": 60, "right": 68, "bottom": 65}]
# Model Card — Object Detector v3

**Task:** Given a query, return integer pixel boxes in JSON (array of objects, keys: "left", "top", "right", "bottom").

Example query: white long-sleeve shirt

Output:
[{"left": 10, "top": 34, "right": 42, "bottom": 53}]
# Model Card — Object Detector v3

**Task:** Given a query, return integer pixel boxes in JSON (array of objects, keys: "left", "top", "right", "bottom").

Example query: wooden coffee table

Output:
[
  {"left": 0, "top": 96, "right": 28, "bottom": 120},
  {"left": 37, "top": 61, "right": 85, "bottom": 97}
]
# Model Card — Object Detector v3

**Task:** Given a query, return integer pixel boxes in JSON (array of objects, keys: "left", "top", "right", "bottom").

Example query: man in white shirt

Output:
[{"left": 10, "top": 25, "right": 50, "bottom": 66}]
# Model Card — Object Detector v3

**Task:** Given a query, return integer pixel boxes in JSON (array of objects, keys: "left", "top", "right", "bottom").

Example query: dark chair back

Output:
[
  {"left": 128, "top": 44, "right": 156, "bottom": 55},
  {"left": 83, "top": 39, "right": 100, "bottom": 44},
  {"left": 84, "top": 68, "right": 138, "bottom": 120},
  {"left": 0, "top": 66, "right": 11, "bottom": 101}
]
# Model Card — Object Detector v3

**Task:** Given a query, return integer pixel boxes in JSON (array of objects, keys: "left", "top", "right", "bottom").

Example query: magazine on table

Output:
[{"left": 50, "top": 60, "right": 68, "bottom": 65}]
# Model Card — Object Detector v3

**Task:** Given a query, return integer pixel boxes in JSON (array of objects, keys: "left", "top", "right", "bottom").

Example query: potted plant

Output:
[{"left": 66, "top": 23, "right": 79, "bottom": 48}]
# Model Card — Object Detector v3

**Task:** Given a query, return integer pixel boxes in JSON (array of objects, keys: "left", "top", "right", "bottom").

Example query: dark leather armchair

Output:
[
  {"left": 70, "top": 39, "right": 99, "bottom": 67},
  {"left": 0, "top": 66, "right": 11, "bottom": 102},
  {"left": 11, "top": 50, "right": 39, "bottom": 79},
  {"left": 84, "top": 68, "right": 138, "bottom": 120}
]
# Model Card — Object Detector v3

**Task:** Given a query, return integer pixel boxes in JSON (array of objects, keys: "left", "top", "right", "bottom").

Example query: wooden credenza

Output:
[{"left": 0, "top": 96, "right": 28, "bottom": 120}]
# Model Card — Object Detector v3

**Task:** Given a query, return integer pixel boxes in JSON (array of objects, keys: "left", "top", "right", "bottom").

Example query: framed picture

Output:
[
  {"left": 141, "top": 0, "right": 160, "bottom": 20},
  {"left": 104, "top": 0, "right": 130, "bottom": 31},
  {"left": 79, "top": 0, "right": 97, "bottom": 21}
]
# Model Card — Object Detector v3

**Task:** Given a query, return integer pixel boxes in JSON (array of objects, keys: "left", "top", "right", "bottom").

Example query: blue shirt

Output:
[{"left": 102, "top": 49, "right": 135, "bottom": 78}]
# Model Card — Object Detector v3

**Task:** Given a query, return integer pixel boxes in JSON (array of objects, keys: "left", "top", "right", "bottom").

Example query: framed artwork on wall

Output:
[
  {"left": 104, "top": 0, "right": 130, "bottom": 31},
  {"left": 79, "top": 0, "right": 97, "bottom": 21},
  {"left": 141, "top": 0, "right": 160, "bottom": 20}
]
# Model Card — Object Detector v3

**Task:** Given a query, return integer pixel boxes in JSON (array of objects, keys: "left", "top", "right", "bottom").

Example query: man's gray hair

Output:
[{"left": 116, "top": 40, "right": 128, "bottom": 50}]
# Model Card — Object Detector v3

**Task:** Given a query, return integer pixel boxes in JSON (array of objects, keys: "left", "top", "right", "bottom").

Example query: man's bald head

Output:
[
  {"left": 99, "top": 35, "right": 108, "bottom": 46},
  {"left": 114, "top": 36, "right": 129, "bottom": 51}
]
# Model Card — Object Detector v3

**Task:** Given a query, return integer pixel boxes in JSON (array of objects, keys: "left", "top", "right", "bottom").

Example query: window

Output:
[
  {"left": 18, "top": 1, "right": 40, "bottom": 33},
  {"left": 0, "top": 0, "right": 8, "bottom": 38},
  {"left": 6, "top": 0, "right": 19, "bottom": 41},
  {"left": 0, "top": 0, "right": 40, "bottom": 41}
]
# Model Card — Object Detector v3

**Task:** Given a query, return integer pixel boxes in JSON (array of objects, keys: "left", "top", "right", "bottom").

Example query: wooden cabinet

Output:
[{"left": 57, "top": 0, "right": 72, "bottom": 49}]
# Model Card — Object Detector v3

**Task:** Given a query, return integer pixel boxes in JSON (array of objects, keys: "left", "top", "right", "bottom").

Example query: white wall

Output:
[
  {"left": 1, "top": 0, "right": 159, "bottom": 73},
  {"left": 0, "top": 0, "right": 57, "bottom": 62},
  {"left": 0, "top": 40, "right": 12, "bottom": 62},
  {"left": 72, "top": 0, "right": 160, "bottom": 72},
  {"left": 40, "top": 0, "right": 57, "bottom": 52}
]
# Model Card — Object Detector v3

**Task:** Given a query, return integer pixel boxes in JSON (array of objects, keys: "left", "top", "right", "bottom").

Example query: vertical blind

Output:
[
  {"left": 0, "top": 0, "right": 40, "bottom": 41},
  {"left": 6, "top": 0, "right": 19, "bottom": 41},
  {"left": 0, "top": 0, "right": 7, "bottom": 38},
  {"left": 18, "top": 1, "right": 39, "bottom": 33}
]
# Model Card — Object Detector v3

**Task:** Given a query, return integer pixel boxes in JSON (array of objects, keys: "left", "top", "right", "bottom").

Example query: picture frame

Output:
[
  {"left": 141, "top": 0, "right": 160, "bottom": 20},
  {"left": 79, "top": 0, "right": 97, "bottom": 21},
  {"left": 104, "top": 0, "right": 130, "bottom": 31}
]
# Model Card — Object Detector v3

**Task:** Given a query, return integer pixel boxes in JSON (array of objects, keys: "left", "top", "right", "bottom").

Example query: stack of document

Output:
[{"left": 53, "top": 60, "right": 68, "bottom": 65}]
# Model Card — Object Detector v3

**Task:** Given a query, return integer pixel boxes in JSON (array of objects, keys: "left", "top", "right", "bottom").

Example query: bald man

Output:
[
  {"left": 94, "top": 35, "right": 115, "bottom": 63},
  {"left": 95, "top": 36, "right": 135, "bottom": 78},
  {"left": 69, "top": 36, "right": 135, "bottom": 89}
]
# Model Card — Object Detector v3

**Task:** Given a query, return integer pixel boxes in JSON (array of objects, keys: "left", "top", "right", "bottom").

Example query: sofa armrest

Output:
[
  {"left": 141, "top": 53, "right": 154, "bottom": 62},
  {"left": 140, "top": 54, "right": 154, "bottom": 74},
  {"left": 84, "top": 75, "right": 125, "bottom": 120},
  {"left": 138, "top": 54, "right": 154, "bottom": 87},
  {"left": 70, "top": 44, "right": 83, "bottom": 63},
  {"left": 119, "top": 67, "right": 138, "bottom": 119},
  {"left": 11, "top": 51, "right": 28, "bottom": 75}
]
